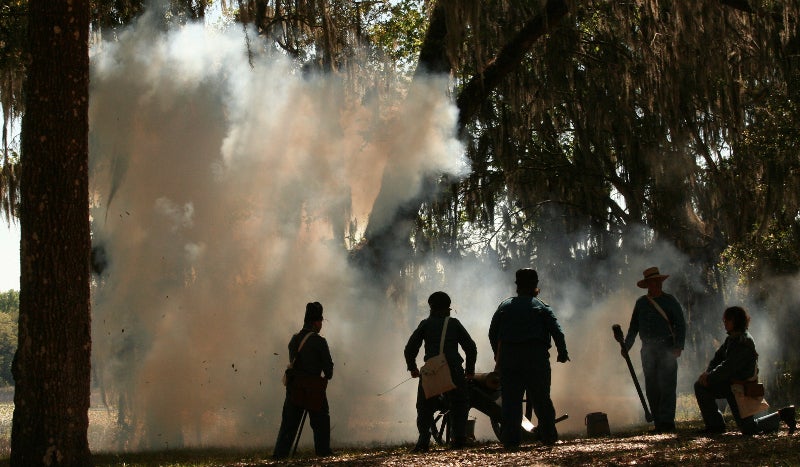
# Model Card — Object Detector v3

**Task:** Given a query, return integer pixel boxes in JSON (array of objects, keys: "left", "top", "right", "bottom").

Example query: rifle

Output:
[{"left": 612, "top": 324, "right": 653, "bottom": 422}]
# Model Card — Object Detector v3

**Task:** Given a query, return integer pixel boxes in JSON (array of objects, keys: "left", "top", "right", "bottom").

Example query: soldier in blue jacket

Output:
[
  {"left": 489, "top": 268, "right": 569, "bottom": 448},
  {"left": 623, "top": 267, "right": 686, "bottom": 433},
  {"left": 404, "top": 291, "right": 478, "bottom": 451}
]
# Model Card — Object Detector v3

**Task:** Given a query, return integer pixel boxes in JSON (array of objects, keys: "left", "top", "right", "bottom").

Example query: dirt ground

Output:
[{"left": 253, "top": 428, "right": 799, "bottom": 466}]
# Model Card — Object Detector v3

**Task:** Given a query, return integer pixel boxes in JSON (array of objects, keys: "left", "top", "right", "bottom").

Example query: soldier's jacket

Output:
[
  {"left": 404, "top": 314, "right": 477, "bottom": 374},
  {"left": 488, "top": 295, "right": 567, "bottom": 357},
  {"left": 289, "top": 327, "right": 334, "bottom": 380},
  {"left": 624, "top": 293, "right": 686, "bottom": 350},
  {"left": 706, "top": 331, "right": 758, "bottom": 387}
]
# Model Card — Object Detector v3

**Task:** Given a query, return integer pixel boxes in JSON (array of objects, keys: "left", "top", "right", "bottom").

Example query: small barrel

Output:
[
  {"left": 473, "top": 372, "right": 501, "bottom": 390},
  {"left": 585, "top": 412, "right": 611, "bottom": 437}
]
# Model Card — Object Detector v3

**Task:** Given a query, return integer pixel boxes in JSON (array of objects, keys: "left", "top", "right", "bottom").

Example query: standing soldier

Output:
[
  {"left": 405, "top": 291, "right": 478, "bottom": 451},
  {"left": 489, "top": 268, "right": 569, "bottom": 449},
  {"left": 622, "top": 267, "right": 686, "bottom": 433},
  {"left": 272, "top": 302, "right": 334, "bottom": 459}
]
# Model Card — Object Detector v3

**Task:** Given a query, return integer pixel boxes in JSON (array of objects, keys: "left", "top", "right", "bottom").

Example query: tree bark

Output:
[{"left": 11, "top": 0, "right": 92, "bottom": 465}]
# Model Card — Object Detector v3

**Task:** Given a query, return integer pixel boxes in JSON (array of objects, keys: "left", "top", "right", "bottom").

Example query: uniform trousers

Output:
[
  {"left": 498, "top": 342, "right": 557, "bottom": 447},
  {"left": 272, "top": 390, "right": 331, "bottom": 458}
]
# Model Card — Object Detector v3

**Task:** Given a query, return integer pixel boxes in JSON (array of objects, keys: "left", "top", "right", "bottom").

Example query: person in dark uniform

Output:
[
  {"left": 489, "top": 268, "right": 569, "bottom": 448},
  {"left": 694, "top": 305, "right": 796, "bottom": 435},
  {"left": 272, "top": 302, "right": 334, "bottom": 459},
  {"left": 622, "top": 267, "right": 686, "bottom": 433},
  {"left": 404, "top": 291, "right": 478, "bottom": 451}
]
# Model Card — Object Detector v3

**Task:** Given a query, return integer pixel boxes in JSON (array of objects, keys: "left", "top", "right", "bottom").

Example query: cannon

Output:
[{"left": 429, "top": 371, "right": 568, "bottom": 444}]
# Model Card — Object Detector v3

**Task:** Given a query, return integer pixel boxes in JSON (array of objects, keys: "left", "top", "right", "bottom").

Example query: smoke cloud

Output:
[{"left": 86, "top": 10, "right": 792, "bottom": 453}]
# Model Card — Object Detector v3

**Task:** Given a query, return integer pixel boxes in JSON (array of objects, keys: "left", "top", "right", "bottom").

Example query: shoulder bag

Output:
[
  {"left": 419, "top": 316, "right": 457, "bottom": 399},
  {"left": 732, "top": 366, "right": 768, "bottom": 418}
]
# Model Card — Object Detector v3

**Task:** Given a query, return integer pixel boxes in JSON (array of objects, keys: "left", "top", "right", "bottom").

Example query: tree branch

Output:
[{"left": 456, "top": 0, "right": 570, "bottom": 130}]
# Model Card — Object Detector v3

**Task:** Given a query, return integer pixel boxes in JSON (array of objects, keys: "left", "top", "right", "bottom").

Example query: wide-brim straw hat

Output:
[{"left": 637, "top": 267, "right": 669, "bottom": 288}]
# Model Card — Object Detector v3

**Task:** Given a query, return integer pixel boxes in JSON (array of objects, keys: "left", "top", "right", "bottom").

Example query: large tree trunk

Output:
[
  {"left": 356, "top": 0, "right": 570, "bottom": 279},
  {"left": 11, "top": 0, "right": 92, "bottom": 465}
]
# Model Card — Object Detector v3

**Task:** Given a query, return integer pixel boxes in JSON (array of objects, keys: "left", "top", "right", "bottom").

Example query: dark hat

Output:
[
  {"left": 515, "top": 268, "right": 539, "bottom": 286},
  {"left": 304, "top": 302, "right": 323, "bottom": 322},
  {"left": 637, "top": 267, "right": 669, "bottom": 288},
  {"left": 427, "top": 291, "right": 451, "bottom": 311}
]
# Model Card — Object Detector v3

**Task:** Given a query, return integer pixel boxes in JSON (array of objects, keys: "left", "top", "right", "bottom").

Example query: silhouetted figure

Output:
[
  {"left": 622, "top": 267, "right": 686, "bottom": 433},
  {"left": 695, "top": 305, "right": 796, "bottom": 435},
  {"left": 404, "top": 291, "right": 477, "bottom": 451},
  {"left": 272, "top": 302, "right": 334, "bottom": 459},
  {"left": 489, "top": 268, "right": 569, "bottom": 448}
]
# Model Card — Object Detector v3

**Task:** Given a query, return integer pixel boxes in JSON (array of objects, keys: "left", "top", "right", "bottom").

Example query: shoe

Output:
[
  {"left": 652, "top": 423, "right": 676, "bottom": 434},
  {"left": 779, "top": 405, "right": 796, "bottom": 434},
  {"left": 502, "top": 443, "right": 520, "bottom": 451},
  {"left": 694, "top": 426, "right": 726, "bottom": 435},
  {"left": 450, "top": 437, "right": 476, "bottom": 449},
  {"left": 410, "top": 444, "right": 429, "bottom": 453},
  {"left": 316, "top": 450, "right": 334, "bottom": 457}
]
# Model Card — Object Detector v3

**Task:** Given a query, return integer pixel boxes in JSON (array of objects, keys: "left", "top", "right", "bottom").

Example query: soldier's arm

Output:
[
  {"left": 457, "top": 321, "right": 478, "bottom": 374},
  {"left": 488, "top": 310, "right": 501, "bottom": 356},
  {"left": 623, "top": 305, "right": 641, "bottom": 351},
  {"left": 320, "top": 337, "right": 334, "bottom": 380},
  {"left": 404, "top": 321, "right": 426, "bottom": 372}
]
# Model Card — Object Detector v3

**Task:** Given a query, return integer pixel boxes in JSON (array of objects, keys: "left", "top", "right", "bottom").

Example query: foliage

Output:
[
  {"left": 0, "top": 0, "right": 25, "bottom": 221},
  {"left": 367, "top": 0, "right": 428, "bottom": 69},
  {"left": 0, "top": 290, "right": 17, "bottom": 387}
]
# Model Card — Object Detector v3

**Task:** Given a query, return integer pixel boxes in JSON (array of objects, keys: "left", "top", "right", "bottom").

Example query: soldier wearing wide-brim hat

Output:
[{"left": 622, "top": 267, "right": 686, "bottom": 433}]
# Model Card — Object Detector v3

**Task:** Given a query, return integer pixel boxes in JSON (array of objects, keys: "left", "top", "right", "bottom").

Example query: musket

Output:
[{"left": 612, "top": 324, "right": 653, "bottom": 422}]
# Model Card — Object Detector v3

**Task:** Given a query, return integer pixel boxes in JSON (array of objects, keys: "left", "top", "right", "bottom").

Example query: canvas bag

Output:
[
  {"left": 419, "top": 316, "right": 457, "bottom": 399},
  {"left": 732, "top": 367, "right": 769, "bottom": 418}
]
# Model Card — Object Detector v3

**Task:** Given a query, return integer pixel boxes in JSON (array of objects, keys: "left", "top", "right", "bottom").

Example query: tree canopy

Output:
[{"left": 1, "top": 0, "right": 799, "bottom": 455}]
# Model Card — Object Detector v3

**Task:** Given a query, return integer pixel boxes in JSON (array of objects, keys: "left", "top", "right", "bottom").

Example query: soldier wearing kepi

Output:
[
  {"left": 622, "top": 267, "right": 686, "bottom": 433},
  {"left": 272, "top": 302, "right": 334, "bottom": 459},
  {"left": 489, "top": 268, "right": 569, "bottom": 448},
  {"left": 404, "top": 291, "right": 477, "bottom": 452}
]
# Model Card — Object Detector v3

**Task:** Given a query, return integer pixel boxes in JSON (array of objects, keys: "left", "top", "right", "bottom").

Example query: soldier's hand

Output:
[
  {"left": 697, "top": 372, "right": 708, "bottom": 387},
  {"left": 410, "top": 369, "right": 420, "bottom": 378},
  {"left": 557, "top": 353, "right": 570, "bottom": 363}
]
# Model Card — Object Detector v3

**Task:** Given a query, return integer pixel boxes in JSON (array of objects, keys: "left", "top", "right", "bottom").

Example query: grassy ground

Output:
[
  {"left": 0, "top": 420, "right": 796, "bottom": 466},
  {"left": 0, "top": 393, "right": 797, "bottom": 466}
]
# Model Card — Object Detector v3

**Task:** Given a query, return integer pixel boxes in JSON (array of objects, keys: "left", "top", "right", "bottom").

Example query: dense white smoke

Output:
[
  {"left": 89, "top": 12, "right": 467, "bottom": 450},
  {"left": 86, "top": 9, "right": 788, "bottom": 454}
]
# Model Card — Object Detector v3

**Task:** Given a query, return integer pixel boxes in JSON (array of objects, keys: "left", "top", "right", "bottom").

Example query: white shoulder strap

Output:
[
  {"left": 289, "top": 331, "right": 314, "bottom": 367},
  {"left": 438, "top": 316, "right": 450, "bottom": 355},
  {"left": 646, "top": 295, "right": 675, "bottom": 338}
]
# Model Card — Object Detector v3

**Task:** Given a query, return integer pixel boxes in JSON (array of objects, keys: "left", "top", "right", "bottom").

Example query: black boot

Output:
[{"left": 779, "top": 405, "right": 796, "bottom": 434}]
